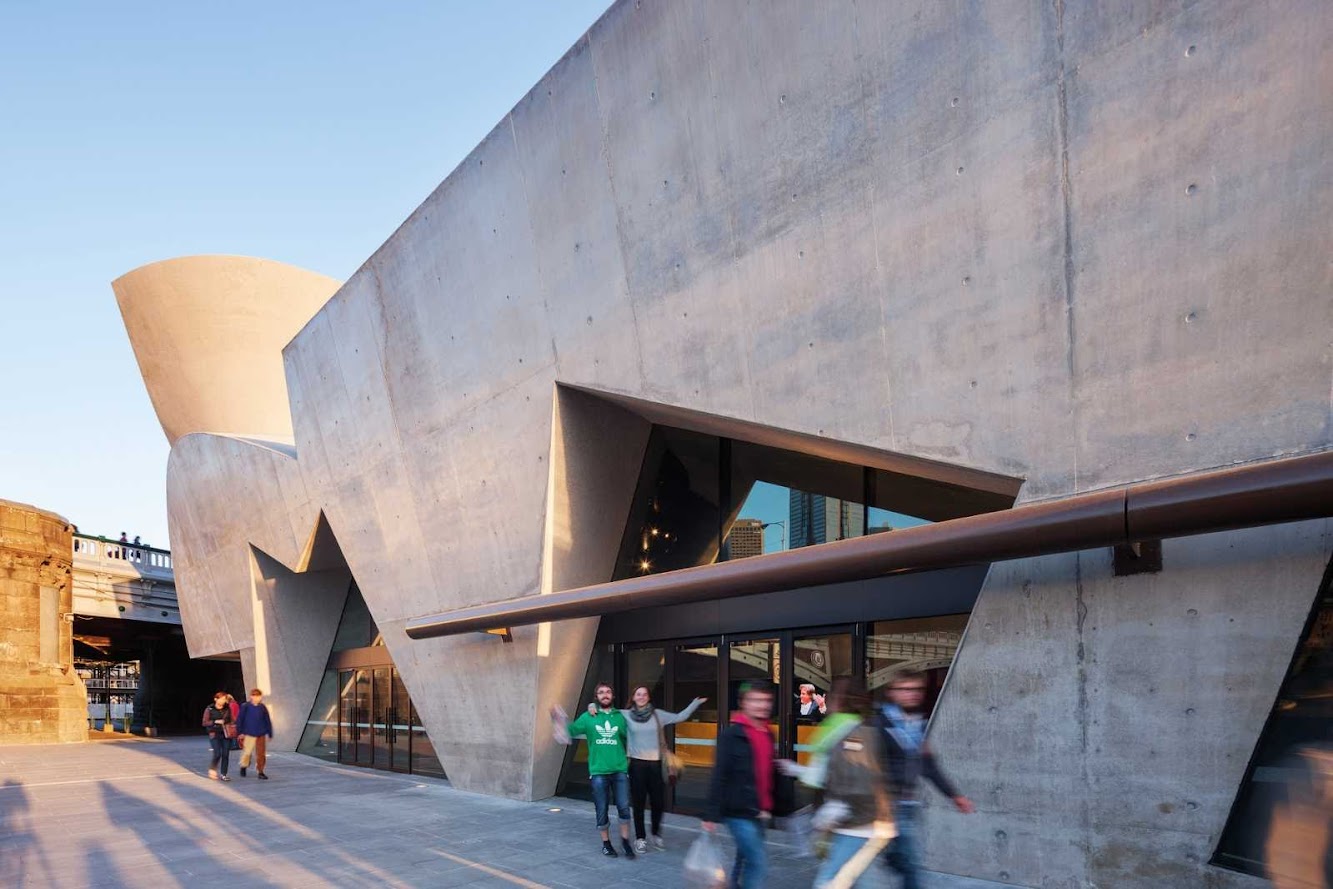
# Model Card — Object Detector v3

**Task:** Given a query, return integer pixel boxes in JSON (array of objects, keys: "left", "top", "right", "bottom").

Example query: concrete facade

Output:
[
  {"left": 117, "top": 1, "right": 1330, "bottom": 885},
  {"left": 0, "top": 500, "right": 87, "bottom": 744}
]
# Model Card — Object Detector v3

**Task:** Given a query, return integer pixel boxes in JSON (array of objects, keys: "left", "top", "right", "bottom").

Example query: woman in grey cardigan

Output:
[{"left": 590, "top": 685, "right": 706, "bottom": 853}]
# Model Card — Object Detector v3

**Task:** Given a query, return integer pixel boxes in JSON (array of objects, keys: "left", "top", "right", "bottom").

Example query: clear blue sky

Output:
[{"left": 0, "top": 2, "right": 610, "bottom": 546}]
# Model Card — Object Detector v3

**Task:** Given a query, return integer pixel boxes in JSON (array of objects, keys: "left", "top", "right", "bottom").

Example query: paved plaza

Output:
[{"left": 0, "top": 736, "right": 1002, "bottom": 888}]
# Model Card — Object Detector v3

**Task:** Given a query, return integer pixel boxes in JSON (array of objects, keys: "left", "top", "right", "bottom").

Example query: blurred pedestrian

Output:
[
  {"left": 872, "top": 672, "right": 973, "bottom": 889},
  {"left": 703, "top": 680, "right": 777, "bottom": 888},
  {"left": 810, "top": 680, "right": 894, "bottom": 889}
]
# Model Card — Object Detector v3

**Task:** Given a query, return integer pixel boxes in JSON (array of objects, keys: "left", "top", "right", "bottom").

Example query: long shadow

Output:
[
  {"left": 98, "top": 780, "right": 281, "bottom": 887},
  {"left": 83, "top": 839, "right": 134, "bottom": 889},
  {"left": 155, "top": 771, "right": 420, "bottom": 887},
  {"left": 0, "top": 778, "right": 56, "bottom": 887}
]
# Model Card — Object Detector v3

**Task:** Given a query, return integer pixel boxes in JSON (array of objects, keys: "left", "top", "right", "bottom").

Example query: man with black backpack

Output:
[{"left": 873, "top": 672, "right": 974, "bottom": 889}]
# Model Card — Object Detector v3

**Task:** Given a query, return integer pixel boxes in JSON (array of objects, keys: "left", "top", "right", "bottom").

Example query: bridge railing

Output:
[{"left": 72, "top": 534, "right": 173, "bottom": 578}]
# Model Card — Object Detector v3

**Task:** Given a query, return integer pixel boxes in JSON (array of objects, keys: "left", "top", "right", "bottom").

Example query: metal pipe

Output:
[{"left": 404, "top": 451, "right": 1333, "bottom": 640}]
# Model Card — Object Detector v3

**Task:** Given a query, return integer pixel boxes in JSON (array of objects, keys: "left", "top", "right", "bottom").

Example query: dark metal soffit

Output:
[{"left": 405, "top": 451, "right": 1333, "bottom": 640}]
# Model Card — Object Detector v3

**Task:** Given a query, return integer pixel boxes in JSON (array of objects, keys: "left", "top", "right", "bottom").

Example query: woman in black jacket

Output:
[{"left": 202, "top": 691, "right": 235, "bottom": 781}]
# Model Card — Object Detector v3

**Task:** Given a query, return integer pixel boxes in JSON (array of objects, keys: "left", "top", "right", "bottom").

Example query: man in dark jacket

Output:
[
  {"left": 703, "top": 680, "right": 776, "bottom": 888},
  {"left": 236, "top": 688, "right": 274, "bottom": 779},
  {"left": 873, "top": 672, "right": 973, "bottom": 889}
]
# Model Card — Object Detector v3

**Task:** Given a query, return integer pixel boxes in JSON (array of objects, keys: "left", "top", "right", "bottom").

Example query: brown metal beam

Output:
[{"left": 404, "top": 451, "right": 1333, "bottom": 640}]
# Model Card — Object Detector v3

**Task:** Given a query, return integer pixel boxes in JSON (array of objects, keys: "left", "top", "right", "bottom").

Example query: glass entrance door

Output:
[
  {"left": 352, "top": 669, "right": 372, "bottom": 765},
  {"left": 670, "top": 642, "right": 719, "bottom": 813},
  {"left": 334, "top": 665, "right": 419, "bottom": 772}
]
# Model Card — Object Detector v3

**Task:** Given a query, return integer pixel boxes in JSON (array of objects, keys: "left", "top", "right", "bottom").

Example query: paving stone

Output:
[{"left": 0, "top": 737, "right": 1007, "bottom": 887}]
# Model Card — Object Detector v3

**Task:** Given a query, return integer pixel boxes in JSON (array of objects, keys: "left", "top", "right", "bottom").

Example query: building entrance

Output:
[
  {"left": 334, "top": 665, "right": 432, "bottom": 774},
  {"left": 297, "top": 583, "right": 445, "bottom": 778},
  {"left": 562, "top": 614, "right": 967, "bottom": 814}
]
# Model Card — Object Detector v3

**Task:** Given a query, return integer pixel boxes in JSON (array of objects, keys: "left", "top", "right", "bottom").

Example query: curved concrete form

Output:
[{"left": 114, "top": 256, "right": 339, "bottom": 445}]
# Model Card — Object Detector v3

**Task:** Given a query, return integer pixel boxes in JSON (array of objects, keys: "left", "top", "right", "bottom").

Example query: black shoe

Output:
[
  {"left": 621, "top": 840, "right": 636, "bottom": 860},
  {"left": 601, "top": 841, "right": 617, "bottom": 857},
  {"left": 257, "top": 772, "right": 268, "bottom": 780},
  {"left": 240, "top": 767, "right": 246, "bottom": 777}
]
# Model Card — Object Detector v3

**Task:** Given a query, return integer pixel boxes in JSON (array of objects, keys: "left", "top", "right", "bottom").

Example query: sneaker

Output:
[
  {"left": 633, "top": 839, "right": 648, "bottom": 854},
  {"left": 219, "top": 775, "right": 231, "bottom": 782},
  {"left": 621, "top": 840, "right": 636, "bottom": 860},
  {"left": 601, "top": 842, "right": 618, "bottom": 858},
  {"left": 652, "top": 835, "right": 665, "bottom": 852},
  {"left": 240, "top": 767, "right": 247, "bottom": 777},
  {"left": 208, "top": 769, "right": 218, "bottom": 780},
  {"left": 257, "top": 772, "right": 269, "bottom": 780}
]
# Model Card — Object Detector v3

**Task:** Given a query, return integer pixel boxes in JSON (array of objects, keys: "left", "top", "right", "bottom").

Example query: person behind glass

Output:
[
  {"left": 872, "top": 672, "right": 974, "bottom": 889},
  {"left": 809, "top": 680, "right": 894, "bottom": 889},
  {"left": 550, "top": 682, "right": 637, "bottom": 859},
  {"left": 588, "top": 686, "right": 706, "bottom": 853},
  {"left": 703, "top": 680, "right": 777, "bottom": 889},
  {"left": 798, "top": 683, "right": 828, "bottom": 722},
  {"left": 202, "top": 691, "right": 235, "bottom": 781}
]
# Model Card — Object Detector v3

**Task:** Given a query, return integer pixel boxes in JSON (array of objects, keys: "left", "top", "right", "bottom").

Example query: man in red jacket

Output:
[{"left": 703, "top": 681, "right": 776, "bottom": 888}]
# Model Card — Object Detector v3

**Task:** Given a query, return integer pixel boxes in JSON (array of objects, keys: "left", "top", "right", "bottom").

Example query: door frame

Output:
[{"left": 615, "top": 623, "right": 860, "bottom": 813}]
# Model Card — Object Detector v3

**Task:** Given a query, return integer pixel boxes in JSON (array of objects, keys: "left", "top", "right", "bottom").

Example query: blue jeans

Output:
[
  {"left": 208, "top": 733, "right": 231, "bottom": 776},
  {"left": 724, "top": 817, "right": 767, "bottom": 888},
  {"left": 884, "top": 802, "right": 921, "bottom": 889},
  {"left": 589, "top": 772, "right": 630, "bottom": 831},
  {"left": 816, "top": 833, "right": 875, "bottom": 887}
]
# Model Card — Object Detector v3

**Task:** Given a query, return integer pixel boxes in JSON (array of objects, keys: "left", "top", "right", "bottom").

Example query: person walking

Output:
[
  {"left": 226, "top": 694, "right": 242, "bottom": 750},
  {"left": 591, "top": 686, "right": 706, "bottom": 853},
  {"left": 202, "top": 691, "right": 235, "bottom": 781},
  {"left": 703, "top": 680, "right": 777, "bottom": 888},
  {"left": 810, "top": 681, "right": 894, "bottom": 889},
  {"left": 551, "top": 682, "right": 637, "bottom": 859},
  {"left": 237, "top": 688, "right": 274, "bottom": 779},
  {"left": 872, "top": 672, "right": 974, "bottom": 889}
]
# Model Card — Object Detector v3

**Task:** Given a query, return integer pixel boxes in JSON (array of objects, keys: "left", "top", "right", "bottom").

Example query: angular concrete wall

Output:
[
  {"left": 926, "top": 520, "right": 1332, "bottom": 887},
  {"left": 123, "top": 0, "right": 1331, "bottom": 882}
]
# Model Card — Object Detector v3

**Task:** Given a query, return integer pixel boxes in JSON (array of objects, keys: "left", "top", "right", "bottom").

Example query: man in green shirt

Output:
[{"left": 550, "top": 681, "right": 636, "bottom": 859}]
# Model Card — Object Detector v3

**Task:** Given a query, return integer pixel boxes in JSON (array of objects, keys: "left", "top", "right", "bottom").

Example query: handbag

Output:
[
  {"left": 654, "top": 711, "right": 685, "bottom": 782},
  {"left": 223, "top": 722, "right": 238, "bottom": 740}
]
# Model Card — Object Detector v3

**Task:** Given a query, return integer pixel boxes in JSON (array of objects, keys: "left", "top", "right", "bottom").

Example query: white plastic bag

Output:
[{"left": 683, "top": 832, "right": 727, "bottom": 888}]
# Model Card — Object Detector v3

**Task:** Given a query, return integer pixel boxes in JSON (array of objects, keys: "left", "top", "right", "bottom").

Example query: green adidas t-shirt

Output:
[{"left": 568, "top": 708, "right": 629, "bottom": 775}]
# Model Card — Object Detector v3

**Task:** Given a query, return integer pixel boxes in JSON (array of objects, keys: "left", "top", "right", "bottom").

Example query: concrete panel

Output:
[
  {"left": 249, "top": 549, "right": 350, "bottom": 751},
  {"left": 167, "top": 434, "right": 317, "bottom": 657},
  {"left": 114, "top": 256, "right": 339, "bottom": 445},
  {"left": 510, "top": 39, "right": 646, "bottom": 392},
  {"left": 926, "top": 520, "right": 1332, "bottom": 886},
  {"left": 530, "top": 387, "right": 652, "bottom": 796},
  {"left": 1065, "top": 0, "right": 1333, "bottom": 488}
]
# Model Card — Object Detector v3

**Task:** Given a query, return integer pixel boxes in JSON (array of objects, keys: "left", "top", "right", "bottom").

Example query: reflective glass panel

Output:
[
  {"left": 866, "top": 615, "right": 969, "bottom": 714},
  {"left": 792, "top": 632, "right": 853, "bottom": 765},
  {"left": 297, "top": 668, "right": 339, "bottom": 762},
  {"left": 409, "top": 702, "right": 446, "bottom": 778},
  {"left": 672, "top": 643, "right": 720, "bottom": 813}
]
